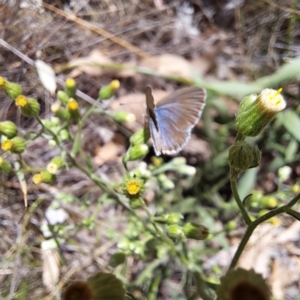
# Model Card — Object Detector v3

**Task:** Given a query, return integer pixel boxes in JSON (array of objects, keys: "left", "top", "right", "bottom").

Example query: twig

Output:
[{"left": 42, "top": 2, "right": 151, "bottom": 59}]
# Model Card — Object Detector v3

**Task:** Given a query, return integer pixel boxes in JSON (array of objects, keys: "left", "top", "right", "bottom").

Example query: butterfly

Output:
[{"left": 145, "top": 86, "right": 206, "bottom": 156}]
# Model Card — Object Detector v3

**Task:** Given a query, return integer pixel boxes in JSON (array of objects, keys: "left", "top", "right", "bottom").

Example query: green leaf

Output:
[
  {"left": 195, "top": 57, "right": 300, "bottom": 97},
  {"left": 237, "top": 168, "right": 258, "bottom": 200},
  {"left": 281, "top": 110, "right": 300, "bottom": 142},
  {"left": 87, "top": 272, "right": 126, "bottom": 300},
  {"left": 109, "top": 252, "right": 126, "bottom": 268},
  {"left": 285, "top": 138, "right": 298, "bottom": 162}
]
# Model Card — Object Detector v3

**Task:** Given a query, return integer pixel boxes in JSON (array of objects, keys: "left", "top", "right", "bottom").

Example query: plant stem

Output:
[
  {"left": 139, "top": 198, "right": 190, "bottom": 266},
  {"left": 228, "top": 192, "right": 300, "bottom": 270},
  {"left": 230, "top": 172, "right": 252, "bottom": 225}
]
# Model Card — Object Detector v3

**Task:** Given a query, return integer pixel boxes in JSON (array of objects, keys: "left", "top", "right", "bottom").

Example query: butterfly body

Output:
[{"left": 145, "top": 86, "right": 206, "bottom": 156}]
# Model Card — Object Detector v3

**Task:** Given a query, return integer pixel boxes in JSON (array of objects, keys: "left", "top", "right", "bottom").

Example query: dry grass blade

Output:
[{"left": 42, "top": 1, "right": 151, "bottom": 59}]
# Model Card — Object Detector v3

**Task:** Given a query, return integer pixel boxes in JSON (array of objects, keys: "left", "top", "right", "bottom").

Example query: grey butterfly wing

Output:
[{"left": 147, "top": 87, "right": 206, "bottom": 155}]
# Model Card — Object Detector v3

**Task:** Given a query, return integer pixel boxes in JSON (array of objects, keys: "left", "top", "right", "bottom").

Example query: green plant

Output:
[{"left": 1, "top": 73, "right": 299, "bottom": 300}]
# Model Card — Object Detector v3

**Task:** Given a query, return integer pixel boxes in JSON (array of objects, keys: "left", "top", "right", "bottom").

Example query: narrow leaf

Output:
[{"left": 281, "top": 110, "right": 300, "bottom": 141}]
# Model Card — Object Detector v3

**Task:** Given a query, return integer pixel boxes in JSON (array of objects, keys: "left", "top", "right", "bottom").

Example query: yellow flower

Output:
[
  {"left": 66, "top": 78, "right": 76, "bottom": 88},
  {"left": 0, "top": 76, "right": 6, "bottom": 87},
  {"left": 127, "top": 180, "right": 141, "bottom": 195},
  {"left": 1, "top": 139, "right": 13, "bottom": 151},
  {"left": 67, "top": 98, "right": 79, "bottom": 111},
  {"left": 65, "top": 78, "right": 77, "bottom": 97},
  {"left": 259, "top": 88, "right": 286, "bottom": 113},
  {"left": 15, "top": 95, "right": 28, "bottom": 107},
  {"left": 33, "top": 174, "right": 43, "bottom": 184},
  {"left": 291, "top": 184, "right": 300, "bottom": 194},
  {"left": 122, "top": 176, "right": 145, "bottom": 201},
  {"left": 110, "top": 79, "right": 120, "bottom": 91}
]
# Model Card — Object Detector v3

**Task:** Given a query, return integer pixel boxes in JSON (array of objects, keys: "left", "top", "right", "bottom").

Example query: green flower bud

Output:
[
  {"left": 278, "top": 165, "right": 292, "bottom": 181},
  {"left": 99, "top": 80, "right": 120, "bottom": 100},
  {"left": 225, "top": 220, "right": 237, "bottom": 231},
  {"left": 109, "top": 252, "right": 126, "bottom": 268},
  {"left": 176, "top": 165, "right": 196, "bottom": 176},
  {"left": 117, "top": 239, "right": 132, "bottom": 252},
  {"left": 59, "top": 129, "right": 70, "bottom": 141},
  {"left": 261, "top": 196, "right": 278, "bottom": 208},
  {"left": 291, "top": 184, "right": 300, "bottom": 194},
  {"left": 33, "top": 170, "right": 56, "bottom": 185},
  {"left": 67, "top": 98, "right": 80, "bottom": 121},
  {"left": 130, "top": 127, "right": 150, "bottom": 147},
  {"left": 16, "top": 96, "right": 40, "bottom": 117},
  {"left": 113, "top": 110, "right": 136, "bottom": 123},
  {"left": 235, "top": 88, "right": 286, "bottom": 137},
  {"left": 1, "top": 137, "right": 26, "bottom": 153},
  {"left": 158, "top": 173, "right": 175, "bottom": 190},
  {"left": 0, "top": 156, "right": 12, "bottom": 173},
  {"left": 51, "top": 101, "right": 69, "bottom": 120},
  {"left": 129, "top": 198, "right": 142, "bottom": 209},
  {"left": 183, "top": 222, "right": 209, "bottom": 240},
  {"left": 228, "top": 141, "right": 261, "bottom": 175},
  {"left": 48, "top": 140, "right": 57, "bottom": 147},
  {"left": 0, "top": 78, "right": 22, "bottom": 99},
  {"left": 151, "top": 156, "right": 164, "bottom": 168},
  {"left": 47, "top": 156, "right": 63, "bottom": 174},
  {"left": 57, "top": 90, "right": 70, "bottom": 104},
  {"left": 171, "top": 157, "right": 187, "bottom": 166},
  {"left": 64, "top": 78, "right": 76, "bottom": 97},
  {"left": 0, "top": 121, "right": 18, "bottom": 138},
  {"left": 50, "top": 116, "right": 60, "bottom": 126},
  {"left": 166, "top": 213, "right": 183, "bottom": 225},
  {"left": 166, "top": 224, "right": 184, "bottom": 241},
  {"left": 154, "top": 213, "right": 183, "bottom": 224},
  {"left": 237, "top": 93, "right": 257, "bottom": 112},
  {"left": 124, "top": 144, "right": 149, "bottom": 162}
]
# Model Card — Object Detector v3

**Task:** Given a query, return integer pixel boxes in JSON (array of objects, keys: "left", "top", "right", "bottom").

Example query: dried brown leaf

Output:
[
  {"left": 93, "top": 134, "right": 125, "bottom": 166},
  {"left": 140, "top": 54, "right": 196, "bottom": 79}
]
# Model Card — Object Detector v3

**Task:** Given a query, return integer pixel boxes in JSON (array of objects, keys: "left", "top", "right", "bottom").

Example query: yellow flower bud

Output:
[
  {"left": 33, "top": 170, "right": 56, "bottom": 184},
  {"left": 67, "top": 98, "right": 80, "bottom": 121},
  {"left": 236, "top": 88, "right": 286, "bottom": 137},
  {"left": 99, "top": 80, "right": 120, "bottom": 100},
  {"left": 1, "top": 137, "right": 26, "bottom": 153},
  {"left": 0, "top": 76, "right": 5, "bottom": 87},
  {"left": 64, "top": 78, "right": 76, "bottom": 97},
  {"left": 16, "top": 96, "right": 40, "bottom": 117}
]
